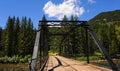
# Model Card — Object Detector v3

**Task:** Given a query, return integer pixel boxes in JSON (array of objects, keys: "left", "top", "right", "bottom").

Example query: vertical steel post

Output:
[
  {"left": 85, "top": 27, "right": 89, "bottom": 64},
  {"left": 45, "top": 25, "right": 48, "bottom": 60},
  {"left": 40, "top": 28, "right": 42, "bottom": 68},
  {"left": 40, "top": 25, "right": 43, "bottom": 68},
  {"left": 59, "top": 47, "right": 61, "bottom": 55},
  {"left": 40, "top": 38, "right": 42, "bottom": 68},
  {"left": 31, "top": 26, "right": 41, "bottom": 71}
]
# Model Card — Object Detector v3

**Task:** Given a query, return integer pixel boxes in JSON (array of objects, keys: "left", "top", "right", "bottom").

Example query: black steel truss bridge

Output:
[{"left": 30, "top": 20, "right": 119, "bottom": 71}]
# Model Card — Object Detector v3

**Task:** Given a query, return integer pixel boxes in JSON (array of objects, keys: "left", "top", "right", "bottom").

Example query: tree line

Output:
[
  {"left": 0, "top": 16, "right": 36, "bottom": 57},
  {"left": 89, "top": 19, "right": 120, "bottom": 58},
  {"left": 46, "top": 15, "right": 91, "bottom": 57},
  {"left": 0, "top": 14, "right": 120, "bottom": 60},
  {"left": 46, "top": 15, "right": 120, "bottom": 58}
]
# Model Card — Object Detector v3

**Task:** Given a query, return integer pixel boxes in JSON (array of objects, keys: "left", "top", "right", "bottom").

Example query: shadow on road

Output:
[{"left": 48, "top": 56, "right": 62, "bottom": 71}]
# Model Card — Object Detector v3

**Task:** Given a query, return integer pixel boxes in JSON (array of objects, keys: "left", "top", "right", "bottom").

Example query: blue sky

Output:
[{"left": 0, "top": 0, "right": 120, "bottom": 29}]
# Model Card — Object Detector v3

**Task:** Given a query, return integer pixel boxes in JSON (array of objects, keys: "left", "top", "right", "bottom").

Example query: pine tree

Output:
[
  {"left": 13, "top": 17, "right": 20, "bottom": 55},
  {"left": 108, "top": 23, "right": 118, "bottom": 57},
  {"left": 69, "top": 15, "right": 77, "bottom": 56},
  {"left": 60, "top": 15, "right": 69, "bottom": 55},
  {"left": 5, "top": 16, "right": 14, "bottom": 56},
  {"left": 61, "top": 15, "right": 68, "bottom": 26},
  {"left": 25, "top": 18, "right": 35, "bottom": 55},
  {"left": 19, "top": 17, "right": 27, "bottom": 56},
  {"left": 0, "top": 27, "right": 2, "bottom": 51},
  {"left": 40, "top": 15, "right": 47, "bottom": 57},
  {"left": 115, "top": 23, "right": 120, "bottom": 54}
]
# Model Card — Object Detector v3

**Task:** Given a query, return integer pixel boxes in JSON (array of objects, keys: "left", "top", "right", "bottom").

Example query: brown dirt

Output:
[{"left": 44, "top": 56, "right": 112, "bottom": 71}]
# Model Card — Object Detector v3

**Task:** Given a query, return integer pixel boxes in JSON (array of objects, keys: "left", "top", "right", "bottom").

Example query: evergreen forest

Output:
[
  {"left": 0, "top": 10, "right": 120, "bottom": 63},
  {"left": 0, "top": 16, "right": 36, "bottom": 63}
]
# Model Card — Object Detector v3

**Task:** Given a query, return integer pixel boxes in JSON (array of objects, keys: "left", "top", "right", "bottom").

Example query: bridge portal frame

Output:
[{"left": 30, "top": 20, "right": 119, "bottom": 71}]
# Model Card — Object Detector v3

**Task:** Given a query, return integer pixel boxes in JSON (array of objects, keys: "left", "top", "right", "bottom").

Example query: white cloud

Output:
[
  {"left": 43, "top": 0, "right": 85, "bottom": 20},
  {"left": 88, "top": 0, "right": 96, "bottom": 4}
]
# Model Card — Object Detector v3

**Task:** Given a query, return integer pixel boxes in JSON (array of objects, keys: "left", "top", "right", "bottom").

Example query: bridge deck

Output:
[{"left": 43, "top": 56, "right": 112, "bottom": 71}]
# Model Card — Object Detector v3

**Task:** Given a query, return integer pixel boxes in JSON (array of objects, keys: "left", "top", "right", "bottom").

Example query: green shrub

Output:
[
  {"left": 0, "top": 55, "right": 32, "bottom": 63},
  {"left": 76, "top": 57, "right": 86, "bottom": 61},
  {"left": 23, "top": 55, "right": 31, "bottom": 63}
]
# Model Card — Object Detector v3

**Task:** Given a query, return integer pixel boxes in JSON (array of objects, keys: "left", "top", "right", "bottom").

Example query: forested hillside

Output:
[
  {"left": 89, "top": 10, "right": 120, "bottom": 24},
  {"left": 88, "top": 10, "right": 120, "bottom": 57}
]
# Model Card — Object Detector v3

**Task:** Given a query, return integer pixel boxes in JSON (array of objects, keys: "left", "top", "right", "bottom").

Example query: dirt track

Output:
[{"left": 44, "top": 56, "right": 112, "bottom": 71}]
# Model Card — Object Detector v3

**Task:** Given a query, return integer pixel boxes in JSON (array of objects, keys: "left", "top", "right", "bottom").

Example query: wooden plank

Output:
[{"left": 45, "top": 56, "right": 112, "bottom": 71}]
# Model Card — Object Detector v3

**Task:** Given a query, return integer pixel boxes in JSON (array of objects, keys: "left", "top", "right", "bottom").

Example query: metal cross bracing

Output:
[{"left": 30, "top": 20, "right": 119, "bottom": 71}]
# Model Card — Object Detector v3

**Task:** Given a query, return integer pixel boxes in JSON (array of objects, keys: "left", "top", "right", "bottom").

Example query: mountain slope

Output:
[{"left": 88, "top": 10, "right": 120, "bottom": 24}]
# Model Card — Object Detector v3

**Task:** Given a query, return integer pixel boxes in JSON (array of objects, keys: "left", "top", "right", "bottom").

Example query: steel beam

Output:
[
  {"left": 85, "top": 27, "right": 89, "bottom": 64},
  {"left": 87, "top": 26, "right": 119, "bottom": 71},
  {"left": 31, "top": 30, "right": 41, "bottom": 71}
]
